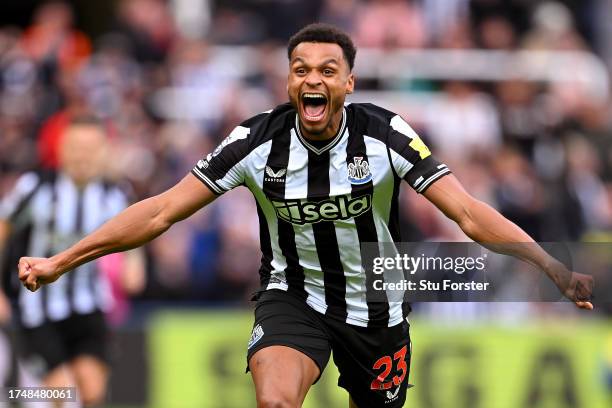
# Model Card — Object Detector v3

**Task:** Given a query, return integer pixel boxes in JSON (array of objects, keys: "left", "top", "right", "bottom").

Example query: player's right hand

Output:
[{"left": 18, "top": 257, "right": 61, "bottom": 292}]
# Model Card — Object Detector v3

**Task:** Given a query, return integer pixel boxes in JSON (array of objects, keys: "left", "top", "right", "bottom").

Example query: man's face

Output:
[
  {"left": 59, "top": 124, "right": 108, "bottom": 186},
  {"left": 288, "top": 42, "right": 354, "bottom": 138}
]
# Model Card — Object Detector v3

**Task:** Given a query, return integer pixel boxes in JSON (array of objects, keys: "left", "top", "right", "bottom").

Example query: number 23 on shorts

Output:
[{"left": 370, "top": 344, "right": 410, "bottom": 390}]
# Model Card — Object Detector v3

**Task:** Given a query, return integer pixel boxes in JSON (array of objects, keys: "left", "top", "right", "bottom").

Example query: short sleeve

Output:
[
  {"left": 191, "top": 125, "right": 251, "bottom": 195},
  {"left": 386, "top": 115, "right": 451, "bottom": 194}
]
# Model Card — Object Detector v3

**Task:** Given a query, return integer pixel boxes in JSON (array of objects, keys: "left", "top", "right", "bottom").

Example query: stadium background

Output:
[{"left": 0, "top": 0, "right": 611, "bottom": 407}]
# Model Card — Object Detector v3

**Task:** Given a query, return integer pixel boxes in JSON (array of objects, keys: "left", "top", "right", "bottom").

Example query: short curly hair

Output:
[{"left": 287, "top": 23, "right": 357, "bottom": 70}]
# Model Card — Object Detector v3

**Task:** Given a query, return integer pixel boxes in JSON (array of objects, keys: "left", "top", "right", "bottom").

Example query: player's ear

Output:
[{"left": 346, "top": 73, "right": 355, "bottom": 95}]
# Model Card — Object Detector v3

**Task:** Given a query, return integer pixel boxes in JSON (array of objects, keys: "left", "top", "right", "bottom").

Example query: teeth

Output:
[{"left": 303, "top": 93, "right": 326, "bottom": 99}]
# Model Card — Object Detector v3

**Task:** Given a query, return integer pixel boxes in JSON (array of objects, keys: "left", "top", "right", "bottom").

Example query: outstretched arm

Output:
[
  {"left": 423, "top": 174, "right": 593, "bottom": 310},
  {"left": 19, "top": 173, "right": 216, "bottom": 291}
]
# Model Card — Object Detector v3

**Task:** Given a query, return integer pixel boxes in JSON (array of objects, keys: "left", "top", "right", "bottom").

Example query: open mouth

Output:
[{"left": 301, "top": 93, "right": 328, "bottom": 122}]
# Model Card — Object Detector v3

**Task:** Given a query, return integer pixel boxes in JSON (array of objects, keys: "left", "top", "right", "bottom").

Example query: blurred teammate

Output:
[
  {"left": 16, "top": 24, "right": 592, "bottom": 408},
  {"left": 0, "top": 117, "right": 144, "bottom": 406}
]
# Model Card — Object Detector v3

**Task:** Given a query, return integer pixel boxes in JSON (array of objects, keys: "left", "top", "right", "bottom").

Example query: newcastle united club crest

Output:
[{"left": 347, "top": 156, "right": 372, "bottom": 185}]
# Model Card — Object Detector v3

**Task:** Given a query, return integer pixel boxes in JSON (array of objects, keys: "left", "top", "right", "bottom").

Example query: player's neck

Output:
[
  {"left": 300, "top": 109, "right": 344, "bottom": 142},
  {"left": 60, "top": 171, "right": 94, "bottom": 190}
]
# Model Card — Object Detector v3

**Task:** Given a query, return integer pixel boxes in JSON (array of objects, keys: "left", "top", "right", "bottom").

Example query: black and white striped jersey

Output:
[
  {"left": 192, "top": 102, "right": 451, "bottom": 327},
  {"left": 0, "top": 172, "right": 128, "bottom": 328}
]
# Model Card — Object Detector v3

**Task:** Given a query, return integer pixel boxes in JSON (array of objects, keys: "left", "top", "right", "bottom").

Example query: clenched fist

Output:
[
  {"left": 543, "top": 259, "right": 594, "bottom": 310},
  {"left": 18, "top": 257, "right": 62, "bottom": 292},
  {"left": 564, "top": 271, "right": 594, "bottom": 310}
]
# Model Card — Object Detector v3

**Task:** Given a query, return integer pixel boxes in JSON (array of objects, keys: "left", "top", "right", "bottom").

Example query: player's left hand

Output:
[
  {"left": 18, "top": 257, "right": 62, "bottom": 292},
  {"left": 564, "top": 272, "right": 594, "bottom": 310}
]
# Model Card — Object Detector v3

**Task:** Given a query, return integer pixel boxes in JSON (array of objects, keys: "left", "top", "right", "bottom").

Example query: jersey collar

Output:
[{"left": 294, "top": 108, "right": 347, "bottom": 155}]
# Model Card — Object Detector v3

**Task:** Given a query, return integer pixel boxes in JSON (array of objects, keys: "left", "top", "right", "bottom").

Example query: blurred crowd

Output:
[{"left": 1, "top": 0, "right": 612, "bottom": 305}]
